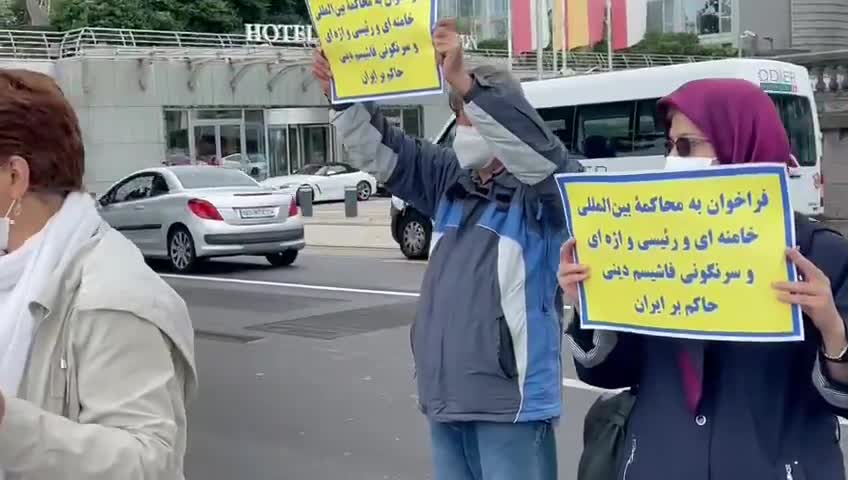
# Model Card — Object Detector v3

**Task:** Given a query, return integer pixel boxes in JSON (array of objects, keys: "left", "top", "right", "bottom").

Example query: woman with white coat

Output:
[{"left": 0, "top": 69, "right": 197, "bottom": 479}]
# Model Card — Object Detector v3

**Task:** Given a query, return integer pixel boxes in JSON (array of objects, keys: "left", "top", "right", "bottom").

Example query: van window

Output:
[
  {"left": 769, "top": 94, "right": 816, "bottom": 167},
  {"left": 537, "top": 106, "right": 576, "bottom": 152},
  {"left": 576, "top": 102, "right": 635, "bottom": 158},
  {"left": 633, "top": 98, "right": 666, "bottom": 156}
]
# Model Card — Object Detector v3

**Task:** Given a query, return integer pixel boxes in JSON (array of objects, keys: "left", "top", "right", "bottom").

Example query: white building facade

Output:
[{"left": 0, "top": 28, "right": 452, "bottom": 195}]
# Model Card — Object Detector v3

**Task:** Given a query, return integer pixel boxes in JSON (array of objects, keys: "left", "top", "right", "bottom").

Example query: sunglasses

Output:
[{"left": 665, "top": 137, "right": 710, "bottom": 157}]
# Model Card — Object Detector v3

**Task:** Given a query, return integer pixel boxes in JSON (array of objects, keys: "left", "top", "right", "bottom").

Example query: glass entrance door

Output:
[
  {"left": 267, "top": 124, "right": 334, "bottom": 176},
  {"left": 268, "top": 126, "right": 294, "bottom": 177},
  {"left": 302, "top": 125, "right": 331, "bottom": 166},
  {"left": 192, "top": 123, "right": 242, "bottom": 167}
]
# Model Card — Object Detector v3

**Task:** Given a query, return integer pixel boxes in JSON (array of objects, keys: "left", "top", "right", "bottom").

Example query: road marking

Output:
[
  {"left": 163, "top": 274, "right": 848, "bottom": 427},
  {"left": 160, "top": 274, "right": 421, "bottom": 298},
  {"left": 562, "top": 377, "right": 848, "bottom": 426}
]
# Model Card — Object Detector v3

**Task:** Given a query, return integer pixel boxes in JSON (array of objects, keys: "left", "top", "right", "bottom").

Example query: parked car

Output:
[
  {"left": 390, "top": 196, "right": 432, "bottom": 260},
  {"left": 221, "top": 152, "right": 269, "bottom": 180},
  {"left": 261, "top": 163, "right": 378, "bottom": 202},
  {"left": 97, "top": 166, "right": 305, "bottom": 272}
]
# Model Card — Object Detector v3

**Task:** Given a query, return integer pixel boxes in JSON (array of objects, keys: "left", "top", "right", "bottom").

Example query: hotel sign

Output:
[
  {"left": 245, "top": 23, "right": 476, "bottom": 49},
  {"left": 245, "top": 24, "right": 317, "bottom": 44}
]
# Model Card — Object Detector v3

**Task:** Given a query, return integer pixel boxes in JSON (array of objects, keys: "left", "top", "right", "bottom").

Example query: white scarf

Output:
[{"left": 0, "top": 192, "right": 103, "bottom": 398}]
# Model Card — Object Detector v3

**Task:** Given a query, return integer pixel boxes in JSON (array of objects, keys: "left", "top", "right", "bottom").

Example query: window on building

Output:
[
  {"left": 244, "top": 110, "right": 267, "bottom": 181},
  {"left": 164, "top": 110, "right": 190, "bottom": 166},
  {"left": 646, "top": 0, "right": 665, "bottom": 34},
  {"left": 380, "top": 106, "right": 424, "bottom": 138},
  {"left": 681, "top": 0, "right": 732, "bottom": 35},
  {"left": 575, "top": 102, "right": 635, "bottom": 158},
  {"left": 195, "top": 109, "right": 242, "bottom": 120}
]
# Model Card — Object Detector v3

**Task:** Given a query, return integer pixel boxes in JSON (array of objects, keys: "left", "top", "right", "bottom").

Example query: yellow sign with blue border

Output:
[
  {"left": 556, "top": 164, "right": 803, "bottom": 342},
  {"left": 307, "top": 0, "right": 443, "bottom": 103}
]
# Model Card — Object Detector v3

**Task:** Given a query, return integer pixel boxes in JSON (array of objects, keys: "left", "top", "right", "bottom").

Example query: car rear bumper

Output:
[{"left": 194, "top": 217, "right": 306, "bottom": 257}]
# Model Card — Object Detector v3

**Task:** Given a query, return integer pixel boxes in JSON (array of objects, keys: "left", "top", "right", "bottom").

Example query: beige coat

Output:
[{"left": 0, "top": 222, "right": 197, "bottom": 479}]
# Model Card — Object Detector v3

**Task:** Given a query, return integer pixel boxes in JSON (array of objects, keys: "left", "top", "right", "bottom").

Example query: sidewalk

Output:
[{"left": 303, "top": 199, "right": 397, "bottom": 249}]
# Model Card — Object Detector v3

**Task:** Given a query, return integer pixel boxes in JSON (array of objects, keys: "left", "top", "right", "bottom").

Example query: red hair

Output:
[{"left": 0, "top": 69, "right": 84, "bottom": 193}]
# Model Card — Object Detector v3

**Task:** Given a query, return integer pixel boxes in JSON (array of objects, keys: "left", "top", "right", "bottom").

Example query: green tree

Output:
[
  {"left": 51, "top": 0, "right": 167, "bottom": 30},
  {"left": 0, "top": 0, "right": 25, "bottom": 26},
  {"left": 229, "top": 0, "right": 269, "bottom": 24},
  {"left": 174, "top": 0, "right": 240, "bottom": 32},
  {"left": 266, "top": 0, "right": 307, "bottom": 23},
  {"left": 626, "top": 32, "right": 736, "bottom": 56},
  {"left": 51, "top": 0, "right": 315, "bottom": 32}
]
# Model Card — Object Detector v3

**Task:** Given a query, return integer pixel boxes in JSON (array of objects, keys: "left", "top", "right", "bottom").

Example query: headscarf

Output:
[{"left": 658, "top": 78, "right": 793, "bottom": 165}]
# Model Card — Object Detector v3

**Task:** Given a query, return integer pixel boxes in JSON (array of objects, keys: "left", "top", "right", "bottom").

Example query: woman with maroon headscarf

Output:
[{"left": 560, "top": 79, "right": 848, "bottom": 480}]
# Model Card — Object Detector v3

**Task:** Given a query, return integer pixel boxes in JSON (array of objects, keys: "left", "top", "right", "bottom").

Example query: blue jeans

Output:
[{"left": 429, "top": 420, "right": 558, "bottom": 480}]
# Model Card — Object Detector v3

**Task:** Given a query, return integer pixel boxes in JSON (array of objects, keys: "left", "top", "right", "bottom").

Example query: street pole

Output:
[
  {"left": 536, "top": 0, "right": 544, "bottom": 80},
  {"left": 606, "top": 0, "right": 613, "bottom": 71},
  {"left": 561, "top": 0, "right": 567, "bottom": 73},
  {"left": 507, "top": 0, "right": 513, "bottom": 70}
]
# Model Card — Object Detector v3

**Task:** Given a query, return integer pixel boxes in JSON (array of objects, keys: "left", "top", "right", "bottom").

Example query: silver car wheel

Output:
[
  {"left": 357, "top": 182, "right": 371, "bottom": 201},
  {"left": 402, "top": 220, "right": 425, "bottom": 254},
  {"left": 170, "top": 230, "right": 194, "bottom": 271}
]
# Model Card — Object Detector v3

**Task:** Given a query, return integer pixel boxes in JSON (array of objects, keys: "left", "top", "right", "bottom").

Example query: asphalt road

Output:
[{"left": 158, "top": 247, "right": 848, "bottom": 480}]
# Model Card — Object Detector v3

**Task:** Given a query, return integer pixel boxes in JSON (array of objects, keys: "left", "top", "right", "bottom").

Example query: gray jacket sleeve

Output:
[
  {"left": 462, "top": 74, "right": 584, "bottom": 202},
  {"left": 330, "top": 103, "right": 460, "bottom": 218},
  {"left": 566, "top": 309, "right": 642, "bottom": 390}
]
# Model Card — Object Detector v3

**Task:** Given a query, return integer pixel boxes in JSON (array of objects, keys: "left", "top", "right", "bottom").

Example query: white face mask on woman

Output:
[
  {"left": 664, "top": 156, "right": 717, "bottom": 171},
  {"left": 453, "top": 125, "right": 494, "bottom": 170},
  {"left": 0, "top": 199, "right": 18, "bottom": 254}
]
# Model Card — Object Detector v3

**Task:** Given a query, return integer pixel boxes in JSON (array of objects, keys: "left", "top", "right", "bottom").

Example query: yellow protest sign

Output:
[
  {"left": 307, "top": 0, "right": 443, "bottom": 103},
  {"left": 557, "top": 164, "right": 803, "bottom": 342}
]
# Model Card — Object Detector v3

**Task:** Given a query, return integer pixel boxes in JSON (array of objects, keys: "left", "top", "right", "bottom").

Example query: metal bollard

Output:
[
  {"left": 297, "top": 185, "right": 314, "bottom": 217},
  {"left": 344, "top": 185, "right": 358, "bottom": 217}
]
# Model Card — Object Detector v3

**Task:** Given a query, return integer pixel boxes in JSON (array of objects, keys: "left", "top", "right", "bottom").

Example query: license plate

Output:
[{"left": 238, "top": 207, "right": 276, "bottom": 219}]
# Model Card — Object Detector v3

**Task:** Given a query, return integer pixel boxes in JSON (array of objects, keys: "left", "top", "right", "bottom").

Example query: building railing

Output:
[
  {"left": 466, "top": 49, "right": 723, "bottom": 76},
  {"left": 0, "top": 27, "right": 725, "bottom": 71}
]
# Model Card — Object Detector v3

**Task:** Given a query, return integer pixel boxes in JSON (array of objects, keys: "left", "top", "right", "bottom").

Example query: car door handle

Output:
[{"left": 134, "top": 205, "right": 145, "bottom": 210}]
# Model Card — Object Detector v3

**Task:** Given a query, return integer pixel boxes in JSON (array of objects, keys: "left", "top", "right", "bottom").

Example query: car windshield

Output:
[
  {"left": 173, "top": 167, "right": 260, "bottom": 189},
  {"left": 294, "top": 164, "right": 327, "bottom": 175}
]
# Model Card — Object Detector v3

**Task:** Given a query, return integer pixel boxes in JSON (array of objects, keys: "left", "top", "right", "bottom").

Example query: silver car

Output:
[{"left": 97, "top": 166, "right": 305, "bottom": 272}]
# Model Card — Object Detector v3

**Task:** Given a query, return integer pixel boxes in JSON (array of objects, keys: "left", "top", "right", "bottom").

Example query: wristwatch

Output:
[{"left": 822, "top": 341, "right": 848, "bottom": 363}]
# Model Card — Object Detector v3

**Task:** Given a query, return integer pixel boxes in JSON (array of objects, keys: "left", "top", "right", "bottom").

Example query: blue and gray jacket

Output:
[{"left": 331, "top": 70, "right": 584, "bottom": 423}]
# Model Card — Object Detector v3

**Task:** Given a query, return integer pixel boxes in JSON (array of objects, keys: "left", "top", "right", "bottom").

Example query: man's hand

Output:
[
  {"left": 433, "top": 18, "right": 472, "bottom": 96},
  {"left": 311, "top": 48, "right": 332, "bottom": 97},
  {"left": 558, "top": 239, "right": 590, "bottom": 306}
]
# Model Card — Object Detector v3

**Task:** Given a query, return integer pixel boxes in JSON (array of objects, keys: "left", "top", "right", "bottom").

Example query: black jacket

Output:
[{"left": 568, "top": 215, "right": 848, "bottom": 480}]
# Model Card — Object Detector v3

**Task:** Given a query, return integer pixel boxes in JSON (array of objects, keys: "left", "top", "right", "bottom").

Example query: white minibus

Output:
[{"left": 433, "top": 58, "right": 823, "bottom": 216}]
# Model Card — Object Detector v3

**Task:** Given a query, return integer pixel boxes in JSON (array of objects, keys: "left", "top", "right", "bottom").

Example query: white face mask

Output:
[
  {"left": 0, "top": 199, "right": 18, "bottom": 254},
  {"left": 453, "top": 125, "right": 494, "bottom": 170},
  {"left": 664, "top": 156, "right": 717, "bottom": 171}
]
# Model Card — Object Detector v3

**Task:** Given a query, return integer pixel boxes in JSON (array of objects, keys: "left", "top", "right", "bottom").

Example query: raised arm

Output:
[
  {"left": 330, "top": 102, "right": 460, "bottom": 218},
  {"left": 461, "top": 74, "right": 583, "bottom": 185},
  {"left": 435, "top": 20, "right": 583, "bottom": 217}
]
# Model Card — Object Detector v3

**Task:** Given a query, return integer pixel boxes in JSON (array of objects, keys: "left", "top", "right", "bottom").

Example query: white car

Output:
[
  {"left": 98, "top": 166, "right": 305, "bottom": 272},
  {"left": 261, "top": 163, "right": 378, "bottom": 202}
]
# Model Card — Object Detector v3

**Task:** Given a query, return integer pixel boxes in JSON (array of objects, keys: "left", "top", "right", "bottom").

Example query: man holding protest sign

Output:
[{"left": 312, "top": 18, "right": 583, "bottom": 480}]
